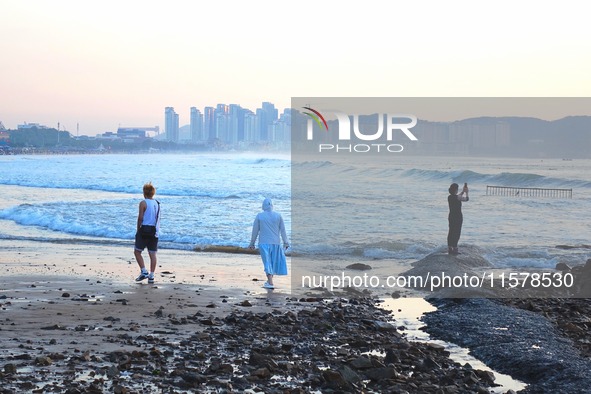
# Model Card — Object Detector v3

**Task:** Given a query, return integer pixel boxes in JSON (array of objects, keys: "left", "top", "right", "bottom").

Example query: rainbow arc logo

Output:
[{"left": 303, "top": 107, "right": 328, "bottom": 131}]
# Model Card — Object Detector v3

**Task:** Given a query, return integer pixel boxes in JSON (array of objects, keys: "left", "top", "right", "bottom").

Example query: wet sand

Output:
[
  {"left": 0, "top": 239, "right": 502, "bottom": 393},
  {"left": 0, "top": 237, "right": 293, "bottom": 350}
]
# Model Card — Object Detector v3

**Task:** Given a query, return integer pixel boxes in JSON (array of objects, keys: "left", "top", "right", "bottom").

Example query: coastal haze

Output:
[{"left": 2, "top": 1, "right": 590, "bottom": 135}]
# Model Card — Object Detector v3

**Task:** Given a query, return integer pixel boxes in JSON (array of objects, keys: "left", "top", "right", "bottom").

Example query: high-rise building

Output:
[
  {"left": 257, "top": 102, "right": 278, "bottom": 141},
  {"left": 273, "top": 108, "right": 291, "bottom": 144},
  {"left": 228, "top": 104, "right": 245, "bottom": 144},
  {"left": 165, "top": 107, "right": 179, "bottom": 142},
  {"left": 190, "top": 107, "right": 204, "bottom": 142},
  {"left": 213, "top": 104, "right": 229, "bottom": 142},
  {"left": 204, "top": 107, "right": 215, "bottom": 141},
  {"left": 243, "top": 110, "right": 257, "bottom": 143},
  {"left": 255, "top": 108, "right": 265, "bottom": 142},
  {"left": 215, "top": 112, "right": 228, "bottom": 142}
]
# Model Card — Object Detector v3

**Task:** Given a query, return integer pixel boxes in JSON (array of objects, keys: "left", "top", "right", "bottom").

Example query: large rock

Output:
[
  {"left": 571, "top": 259, "right": 591, "bottom": 297},
  {"left": 400, "top": 245, "right": 496, "bottom": 297}
]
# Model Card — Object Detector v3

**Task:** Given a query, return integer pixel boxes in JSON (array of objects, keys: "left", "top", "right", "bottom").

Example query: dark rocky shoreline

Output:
[
  {"left": 422, "top": 297, "right": 591, "bottom": 394},
  {"left": 1, "top": 296, "right": 501, "bottom": 394},
  {"left": 3, "top": 245, "right": 590, "bottom": 393}
]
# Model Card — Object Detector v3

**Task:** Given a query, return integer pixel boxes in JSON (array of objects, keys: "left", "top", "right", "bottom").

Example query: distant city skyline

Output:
[
  {"left": 163, "top": 102, "right": 290, "bottom": 146},
  {"left": 2, "top": 99, "right": 290, "bottom": 138},
  {"left": 2, "top": 1, "right": 590, "bottom": 136}
]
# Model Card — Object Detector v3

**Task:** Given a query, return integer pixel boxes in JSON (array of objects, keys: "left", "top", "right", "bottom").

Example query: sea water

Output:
[
  {"left": 1, "top": 153, "right": 590, "bottom": 269},
  {"left": 292, "top": 154, "right": 591, "bottom": 270},
  {"left": 381, "top": 297, "right": 528, "bottom": 393},
  {"left": 0, "top": 153, "right": 290, "bottom": 252}
]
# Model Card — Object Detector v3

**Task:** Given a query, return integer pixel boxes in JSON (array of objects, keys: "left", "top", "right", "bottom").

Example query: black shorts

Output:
[{"left": 135, "top": 232, "right": 158, "bottom": 252}]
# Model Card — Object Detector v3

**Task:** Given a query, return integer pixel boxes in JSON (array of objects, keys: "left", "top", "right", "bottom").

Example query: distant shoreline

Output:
[{"left": 0, "top": 146, "right": 290, "bottom": 155}]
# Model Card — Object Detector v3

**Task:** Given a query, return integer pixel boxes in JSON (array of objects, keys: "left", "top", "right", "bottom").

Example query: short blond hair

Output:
[{"left": 143, "top": 182, "right": 156, "bottom": 198}]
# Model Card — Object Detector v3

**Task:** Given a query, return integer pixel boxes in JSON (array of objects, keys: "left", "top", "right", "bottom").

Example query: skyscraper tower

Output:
[
  {"left": 214, "top": 104, "right": 229, "bottom": 142},
  {"left": 204, "top": 107, "right": 215, "bottom": 141},
  {"left": 228, "top": 104, "right": 245, "bottom": 144},
  {"left": 165, "top": 107, "right": 179, "bottom": 142},
  {"left": 190, "top": 107, "right": 204, "bottom": 142},
  {"left": 243, "top": 110, "right": 257, "bottom": 142},
  {"left": 258, "top": 102, "right": 278, "bottom": 141}
]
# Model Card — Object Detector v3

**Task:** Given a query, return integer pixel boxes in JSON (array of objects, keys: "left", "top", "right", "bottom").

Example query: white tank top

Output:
[{"left": 142, "top": 199, "right": 160, "bottom": 226}]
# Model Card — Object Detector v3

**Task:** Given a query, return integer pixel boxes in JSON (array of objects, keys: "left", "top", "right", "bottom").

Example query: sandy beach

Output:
[
  {"left": 0, "top": 239, "right": 512, "bottom": 394},
  {"left": 3, "top": 237, "right": 591, "bottom": 393},
  {"left": 0, "top": 239, "right": 289, "bottom": 391}
]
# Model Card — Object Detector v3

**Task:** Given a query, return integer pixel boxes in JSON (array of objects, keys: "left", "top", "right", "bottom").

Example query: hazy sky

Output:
[{"left": 1, "top": 0, "right": 590, "bottom": 135}]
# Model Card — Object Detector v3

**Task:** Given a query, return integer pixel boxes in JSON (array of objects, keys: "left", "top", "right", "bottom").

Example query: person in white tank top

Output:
[{"left": 134, "top": 182, "right": 161, "bottom": 284}]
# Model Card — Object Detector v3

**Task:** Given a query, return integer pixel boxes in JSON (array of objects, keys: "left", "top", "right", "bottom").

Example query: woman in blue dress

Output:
[{"left": 249, "top": 198, "right": 289, "bottom": 289}]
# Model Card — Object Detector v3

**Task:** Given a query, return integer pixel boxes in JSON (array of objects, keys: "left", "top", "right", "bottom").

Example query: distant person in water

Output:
[
  {"left": 134, "top": 182, "right": 161, "bottom": 284},
  {"left": 249, "top": 198, "right": 289, "bottom": 289},
  {"left": 447, "top": 182, "right": 469, "bottom": 255}
]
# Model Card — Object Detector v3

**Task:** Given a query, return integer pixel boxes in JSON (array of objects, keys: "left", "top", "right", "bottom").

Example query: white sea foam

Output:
[{"left": 1, "top": 154, "right": 590, "bottom": 270}]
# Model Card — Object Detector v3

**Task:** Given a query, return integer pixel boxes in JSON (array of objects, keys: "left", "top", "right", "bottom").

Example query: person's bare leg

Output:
[
  {"left": 134, "top": 250, "right": 145, "bottom": 269},
  {"left": 148, "top": 251, "right": 157, "bottom": 274},
  {"left": 267, "top": 273, "right": 274, "bottom": 286}
]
